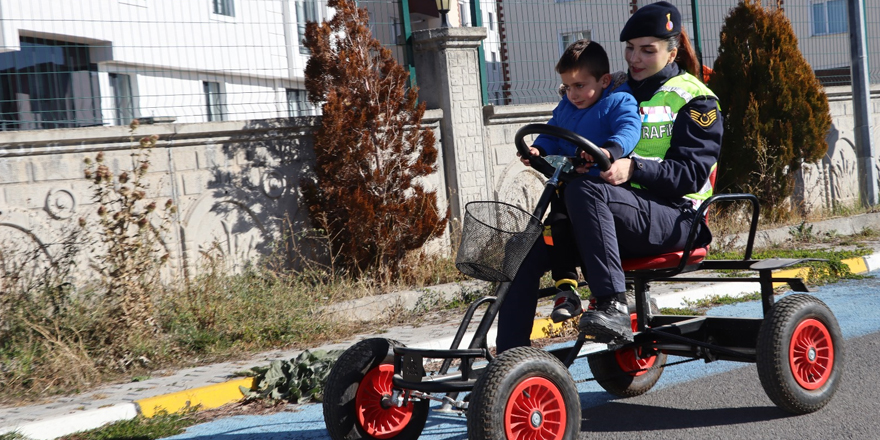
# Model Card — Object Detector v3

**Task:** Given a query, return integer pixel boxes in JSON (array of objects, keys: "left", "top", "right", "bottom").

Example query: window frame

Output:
[
  {"left": 203, "top": 81, "right": 225, "bottom": 122},
  {"left": 109, "top": 72, "right": 136, "bottom": 126},
  {"left": 212, "top": 0, "right": 235, "bottom": 17},
  {"left": 559, "top": 29, "right": 592, "bottom": 55},
  {"left": 296, "top": 0, "right": 321, "bottom": 55},
  {"left": 286, "top": 88, "right": 316, "bottom": 117},
  {"left": 811, "top": 0, "right": 848, "bottom": 36}
]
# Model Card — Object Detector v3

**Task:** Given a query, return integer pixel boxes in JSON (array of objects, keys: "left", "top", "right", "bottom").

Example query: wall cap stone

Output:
[{"left": 412, "top": 27, "right": 487, "bottom": 52}]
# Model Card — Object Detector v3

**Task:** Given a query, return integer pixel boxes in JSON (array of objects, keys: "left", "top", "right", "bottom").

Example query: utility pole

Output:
[{"left": 848, "top": 0, "right": 878, "bottom": 207}]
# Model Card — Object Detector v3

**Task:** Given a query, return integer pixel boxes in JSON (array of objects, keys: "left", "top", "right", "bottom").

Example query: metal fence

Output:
[
  {"left": 479, "top": 0, "right": 880, "bottom": 106},
  {"left": 0, "top": 0, "right": 324, "bottom": 131},
  {"left": 0, "top": 0, "right": 877, "bottom": 131}
]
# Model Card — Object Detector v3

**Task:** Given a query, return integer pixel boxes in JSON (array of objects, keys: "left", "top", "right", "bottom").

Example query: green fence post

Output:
[
  {"left": 399, "top": 0, "right": 417, "bottom": 89},
  {"left": 691, "top": 0, "right": 704, "bottom": 76}
]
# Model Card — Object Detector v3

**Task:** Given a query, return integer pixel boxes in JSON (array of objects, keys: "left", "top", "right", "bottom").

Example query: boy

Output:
[{"left": 522, "top": 39, "right": 640, "bottom": 323}]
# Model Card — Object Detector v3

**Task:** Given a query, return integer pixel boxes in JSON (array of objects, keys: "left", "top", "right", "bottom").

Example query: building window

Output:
[
  {"left": 287, "top": 89, "right": 317, "bottom": 117},
  {"left": 109, "top": 73, "right": 135, "bottom": 126},
  {"left": 296, "top": 0, "right": 320, "bottom": 55},
  {"left": 459, "top": 1, "right": 471, "bottom": 27},
  {"left": 390, "top": 17, "right": 402, "bottom": 45},
  {"left": 812, "top": 0, "right": 847, "bottom": 36},
  {"left": 487, "top": 12, "right": 494, "bottom": 31},
  {"left": 0, "top": 37, "right": 101, "bottom": 131},
  {"left": 204, "top": 81, "right": 224, "bottom": 122},
  {"left": 213, "top": 0, "right": 234, "bottom": 17},
  {"left": 560, "top": 30, "right": 591, "bottom": 54}
]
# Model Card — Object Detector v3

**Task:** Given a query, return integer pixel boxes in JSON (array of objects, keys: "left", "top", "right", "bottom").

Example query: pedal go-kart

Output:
[{"left": 322, "top": 124, "right": 844, "bottom": 439}]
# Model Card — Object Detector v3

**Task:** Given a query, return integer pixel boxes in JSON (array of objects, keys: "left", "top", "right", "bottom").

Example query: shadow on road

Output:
[{"left": 581, "top": 402, "right": 787, "bottom": 432}]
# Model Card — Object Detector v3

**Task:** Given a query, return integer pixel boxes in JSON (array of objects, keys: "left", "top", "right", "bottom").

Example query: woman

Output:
[{"left": 496, "top": 1, "right": 722, "bottom": 352}]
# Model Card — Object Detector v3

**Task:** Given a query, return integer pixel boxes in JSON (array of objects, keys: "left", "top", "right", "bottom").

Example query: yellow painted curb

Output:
[
  {"left": 774, "top": 256, "right": 869, "bottom": 287},
  {"left": 842, "top": 256, "right": 869, "bottom": 274},
  {"left": 772, "top": 267, "right": 812, "bottom": 288},
  {"left": 135, "top": 377, "right": 255, "bottom": 418},
  {"left": 531, "top": 317, "right": 555, "bottom": 339}
]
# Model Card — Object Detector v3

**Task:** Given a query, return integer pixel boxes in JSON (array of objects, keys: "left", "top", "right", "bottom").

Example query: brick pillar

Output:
[{"left": 412, "top": 27, "right": 488, "bottom": 221}]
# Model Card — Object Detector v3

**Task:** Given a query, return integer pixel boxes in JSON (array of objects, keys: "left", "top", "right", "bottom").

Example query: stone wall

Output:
[
  {"left": 0, "top": 115, "right": 444, "bottom": 281},
  {"left": 796, "top": 86, "right": 880, "bottom": 213}
]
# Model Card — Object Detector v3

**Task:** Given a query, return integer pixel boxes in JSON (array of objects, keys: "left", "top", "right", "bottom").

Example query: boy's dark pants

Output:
[{"left": 546, "top": 187, "right": 580, "bottom": 284}]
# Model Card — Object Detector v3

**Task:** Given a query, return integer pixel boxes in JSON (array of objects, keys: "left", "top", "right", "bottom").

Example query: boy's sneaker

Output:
[
  {"left": 550, "top": 288, "right": 583, "bottom": 323},
  {"left": 577, "top": 296, "right": 633, "bottom": 344}
]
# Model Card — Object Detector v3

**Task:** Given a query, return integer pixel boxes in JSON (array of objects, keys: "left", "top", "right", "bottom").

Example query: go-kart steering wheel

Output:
[{"left": 514, "top": 123, "right": 612, "bottom": 182}]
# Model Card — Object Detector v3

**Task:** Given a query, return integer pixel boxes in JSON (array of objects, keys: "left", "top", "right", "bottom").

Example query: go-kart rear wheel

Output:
[
  {"left": 587, "top": 311, "right": 667, "bottom": 397},
  {"left": 323, "top": 338, "right": 429, "bottom": 440},
  {"left": 467, "top": 347, "right": 580, "bottom": 440},
  {"left": 756, "top": 294, "right": 844, "bottom": 415}
]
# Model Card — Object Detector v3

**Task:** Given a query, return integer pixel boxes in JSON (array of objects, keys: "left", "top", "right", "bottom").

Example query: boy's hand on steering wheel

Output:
[
  {"left": 517, "top": 146, "right": 541, "bottom": 166},
  {"left": 576, "top": 148, "right": 612, "bottom": 174},
  {"left": 600, "top": 158, "right": 634, "bottom": 185}
]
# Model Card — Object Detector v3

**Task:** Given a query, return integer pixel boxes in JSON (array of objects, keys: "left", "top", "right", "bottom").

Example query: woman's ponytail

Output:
[{"left": 670, "top": 29, "right": 699, "bottom": 77}]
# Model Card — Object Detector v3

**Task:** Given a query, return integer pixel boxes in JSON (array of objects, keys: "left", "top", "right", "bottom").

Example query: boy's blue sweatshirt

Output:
[{"left": 533, "top": 86, "right": 641, "bottom": 175}]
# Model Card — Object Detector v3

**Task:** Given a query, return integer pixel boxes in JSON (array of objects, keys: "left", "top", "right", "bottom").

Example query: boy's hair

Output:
[{"left": 555, "top": 39, "right": 610, "bottom": 79}]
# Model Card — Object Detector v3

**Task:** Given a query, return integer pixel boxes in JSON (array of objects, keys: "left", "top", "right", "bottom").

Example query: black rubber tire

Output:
[
  {"left": 467, "top": 346, "right": 580, "bottom": 440},
  {"left": 587, "top": 295, "right": 667, "bottom": 397},
  {"left": 323, "top": 338, "right": 429, "bottom": 440},
  {"left": 756, "top": 294, "right": 844, "bottom": 414}
]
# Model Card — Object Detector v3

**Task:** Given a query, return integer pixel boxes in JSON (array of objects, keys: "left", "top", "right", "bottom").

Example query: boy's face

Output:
[{"left": 560, "top": 69, "right": 611, "bottom": 110}]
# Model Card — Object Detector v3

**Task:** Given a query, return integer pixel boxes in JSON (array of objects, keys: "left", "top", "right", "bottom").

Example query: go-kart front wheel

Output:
[
  {"left": 756, "top": 294, "right": 844, "bottom": 414},
  {"left": 323, "top": 338, "right": 429, "bottom": 440},
  {"left": 467, "top": 346, "right": 580, "bottom": 440},
  {"left": 587, "top": 310, "right": 667, "bottom": 397}
]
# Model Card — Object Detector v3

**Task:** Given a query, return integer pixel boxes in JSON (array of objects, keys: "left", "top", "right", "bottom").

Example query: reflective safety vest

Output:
[{"left": 631, "top": 73, "right": 717, "bottom": 207}]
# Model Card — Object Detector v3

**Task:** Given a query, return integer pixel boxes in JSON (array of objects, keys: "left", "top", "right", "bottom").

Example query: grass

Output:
[
  {"left": 0, "top": 412, "right": 197, "bottom": 440},
  {"left": 0, "top": 248, "right": 468, "bottom": 404},
  {"left": 56, "top": 412, "right": 197, "bottom": 440}
]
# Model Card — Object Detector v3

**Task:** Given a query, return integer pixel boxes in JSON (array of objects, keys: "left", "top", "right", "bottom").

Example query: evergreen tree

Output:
[
  {"left": 301, "top": 0, "right": 448, "bottom": 275},
  {"left": 710, "top": 0, "right": 831, "bottom": 216}
]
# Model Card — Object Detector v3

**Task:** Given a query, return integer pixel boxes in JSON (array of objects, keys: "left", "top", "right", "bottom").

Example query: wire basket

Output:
[{"left": 455, "top": 201, "right": 543, "bottom": 282}]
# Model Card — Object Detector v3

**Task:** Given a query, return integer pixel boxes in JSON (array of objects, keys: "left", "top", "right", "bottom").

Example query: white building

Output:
[
  {"left": 0, "top": 0, "right": 324, "bottom": 131},
  {"left": 493, "top": 0, "right": 879, "bottom": 105}
]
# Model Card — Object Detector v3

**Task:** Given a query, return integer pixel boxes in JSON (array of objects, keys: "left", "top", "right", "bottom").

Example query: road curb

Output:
[
  {"left": 0, "top": 404, "right": 138, "bottom": 440},
  {"left": 135, "top": 377, "right": 256, "bottom": 418}
]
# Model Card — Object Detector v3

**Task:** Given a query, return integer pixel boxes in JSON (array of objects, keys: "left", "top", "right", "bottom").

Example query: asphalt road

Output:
[{"left": 163, "top": 271, "right": 880, "bottom": 440}]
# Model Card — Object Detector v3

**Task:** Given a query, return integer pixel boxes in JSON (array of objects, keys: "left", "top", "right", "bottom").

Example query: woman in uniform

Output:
[{"left": 497, "top": 1, "right": 723, "bottom": 352}]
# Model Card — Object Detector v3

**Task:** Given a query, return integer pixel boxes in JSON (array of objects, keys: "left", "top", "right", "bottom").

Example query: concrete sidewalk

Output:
[{"left": 2, "top": 213, "right": 879, "bottom": 440}]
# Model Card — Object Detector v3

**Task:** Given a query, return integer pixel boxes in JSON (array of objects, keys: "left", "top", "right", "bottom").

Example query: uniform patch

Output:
[{"left": 689, "top": 108, "right": 718, "bottom": 128}]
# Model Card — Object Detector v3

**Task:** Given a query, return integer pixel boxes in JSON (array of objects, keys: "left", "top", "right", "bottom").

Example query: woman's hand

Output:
[
  {"left": 517, "top": 146, "right": 541, "bottom": 166},
  {"left": 600, "top": 158, "right": 635, "bottom": 185},
  {"left": 575, "top": 148, "right": 611, "bottom": 174}
]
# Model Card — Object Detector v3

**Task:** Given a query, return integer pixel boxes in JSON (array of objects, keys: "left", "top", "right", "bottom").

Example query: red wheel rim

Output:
[
  {"left": 355, "top": 364, "right": 414, "bottom": 439},
  {"left": 789, "top": 318, "right": 834, "bottom": 390},
  {"left": 504, "top": 376, "right": 567, "bottom": 440},
  {"left": 614, "top": 313, "right": 656, "bottom": 377}
]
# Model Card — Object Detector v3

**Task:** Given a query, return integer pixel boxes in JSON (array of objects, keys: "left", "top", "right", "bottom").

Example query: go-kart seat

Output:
[
  {"left": 621, "top": 167, "right": 717, "bottom": 275},
  {"left": 622, "top": 247, "right": 708, "bottom": 272}
]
